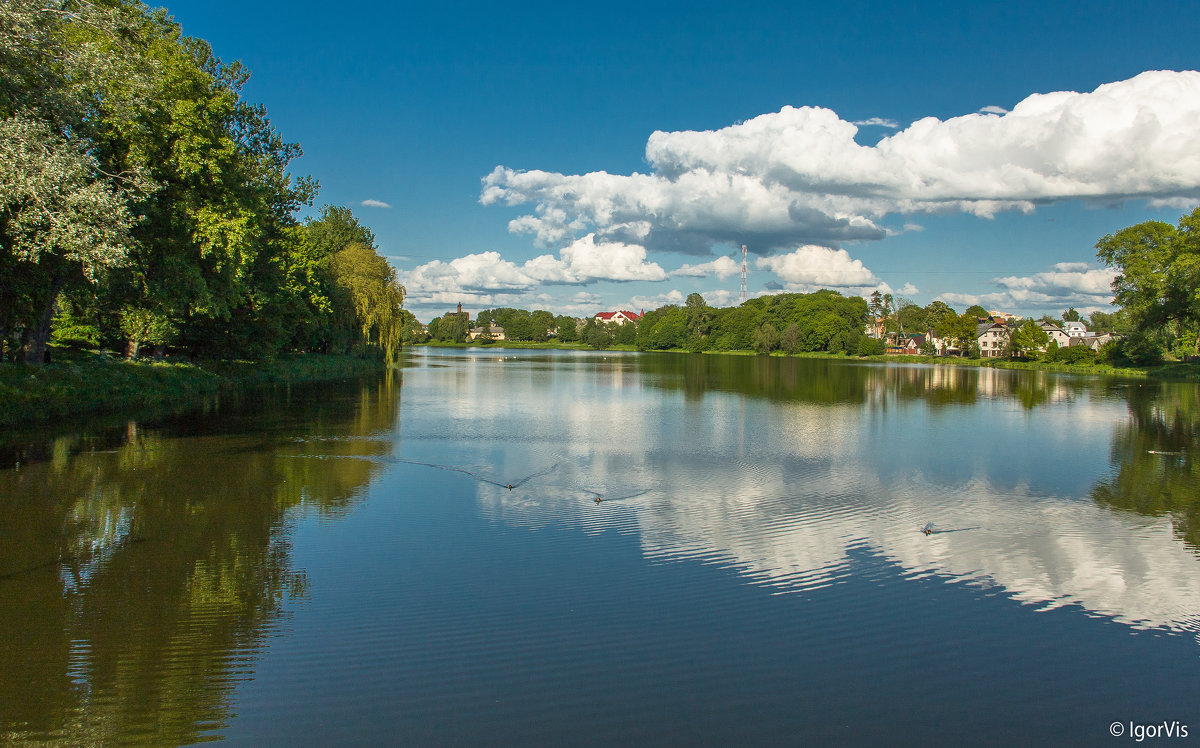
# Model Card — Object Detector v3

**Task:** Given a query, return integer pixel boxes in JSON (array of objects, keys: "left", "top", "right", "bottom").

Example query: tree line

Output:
[{"left": 1, "top": 0, "right": 405, "bottom": 365}]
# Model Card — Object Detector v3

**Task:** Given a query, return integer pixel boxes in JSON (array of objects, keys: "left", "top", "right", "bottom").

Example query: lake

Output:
[{"left": 2, "top": 348, "right": 1198, "bottom": 745}]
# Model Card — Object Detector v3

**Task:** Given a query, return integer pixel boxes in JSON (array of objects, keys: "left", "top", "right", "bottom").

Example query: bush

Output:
[
  {"left": 1113, "top": 334, "right": 1163, "bottom": 366},
  {"left": 1053, "top": 345, "right": 1097, "bottom": 365},
  {"left": 856, "top": 337, "right": 886, "bottom": 356}
]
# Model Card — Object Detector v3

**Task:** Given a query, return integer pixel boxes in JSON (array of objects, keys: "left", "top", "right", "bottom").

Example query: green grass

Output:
[{"left": 0, "top": 350, "right": 387, "bottom": 428}]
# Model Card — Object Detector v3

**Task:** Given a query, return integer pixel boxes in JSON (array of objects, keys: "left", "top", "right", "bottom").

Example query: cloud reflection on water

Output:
[{"left": 407, "top": 350, "right": 1200, "bottom": 641}]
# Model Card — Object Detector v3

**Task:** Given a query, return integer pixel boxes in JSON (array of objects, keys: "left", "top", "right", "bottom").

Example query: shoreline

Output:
[
  {"left": 0, "top": 352, "right": 388, "bottom": 430},
  {"left": 4, "top": 343, "right": 1195, "bottom": 431},
  {"left": 410, "top": 341, "right": 1198, "bottom": 380}
]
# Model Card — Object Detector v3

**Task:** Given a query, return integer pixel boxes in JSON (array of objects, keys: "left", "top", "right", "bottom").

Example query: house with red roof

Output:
[{"left": 594, "top": 310, "right": 643, "bottom": 325}]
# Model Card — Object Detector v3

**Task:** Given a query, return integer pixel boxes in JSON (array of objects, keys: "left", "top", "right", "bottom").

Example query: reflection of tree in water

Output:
[
  {"left": 0, "top": 375, "right": 398, "bottom": 744},
  {"left": 1093, "top": 383, "right": 1200, "bottom": 551},
  {"left": 639, "top": 353, "right": 1097, "bottom": 410}
]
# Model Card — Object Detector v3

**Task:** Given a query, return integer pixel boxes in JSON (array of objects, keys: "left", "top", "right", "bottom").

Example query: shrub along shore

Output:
[{"left": 0, "top": 352, "right": 387, "bottom": 429}]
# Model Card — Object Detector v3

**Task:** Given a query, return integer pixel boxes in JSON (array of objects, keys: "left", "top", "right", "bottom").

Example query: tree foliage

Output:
[
  {"left": 1, "top": 1, "right": 406, "bottom": 364},
  {"left": 1097, "top": 207, "right": 1200, "bottom": 358}
]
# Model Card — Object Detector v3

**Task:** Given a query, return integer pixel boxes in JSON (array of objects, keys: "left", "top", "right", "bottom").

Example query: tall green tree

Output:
[
  {"left": 936, "top": 313, "right": 978, "bottom": 356},
  {"left": 1008, "top": 319, "right": 1049, "bottom": 359},
  {"left": 1097, "top": 207, "right": 1200, "bottom": 357},
  {"left": 1, "top": 0, "right": 158, "bottom": 363}
]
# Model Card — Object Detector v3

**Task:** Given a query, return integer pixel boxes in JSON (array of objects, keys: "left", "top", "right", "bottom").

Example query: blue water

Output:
[{"left": 2, "top": 349, "right": 1197, "bottom": 745}]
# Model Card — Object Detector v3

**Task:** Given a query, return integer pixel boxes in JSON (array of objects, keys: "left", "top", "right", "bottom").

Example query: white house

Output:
[
  {"left": 1039, "top": 322, "right": 1072, "bottom": 349},
  {"left": 468, "top": 324, "right": 506, "bottom": 341},
  {"left": 1063, "top": 321, "right": 1088, "bottom": 338},
  {"left": 1072, "top": 332, "right": 1120, "bottom": 351},
  {"left": 594, "top": 310, "right": 643, "bottom": 326},
  {"left": 976, "top": 322, "right": 1009, "bottom": 358}
]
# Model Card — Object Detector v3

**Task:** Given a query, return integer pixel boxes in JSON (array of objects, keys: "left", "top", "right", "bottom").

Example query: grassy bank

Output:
[{"left": 0, "top": 351, "right": 387, "bottom": 428}]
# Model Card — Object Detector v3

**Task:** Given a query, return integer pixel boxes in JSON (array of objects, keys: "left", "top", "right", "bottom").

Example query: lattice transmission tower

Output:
[{"left": 740, "top": 244, "right": 748, "bottom": 302}]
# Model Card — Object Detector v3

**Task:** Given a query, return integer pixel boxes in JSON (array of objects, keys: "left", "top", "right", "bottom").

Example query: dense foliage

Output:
[
  {"left": 1, "top": 0, "right": 403, "bottom": 364},
  {"left": 637, "top": 290, "right": 868, "bottom": 354},
  {"left": 1097, "top": 207, "right": 1200, "bottom": 364}
]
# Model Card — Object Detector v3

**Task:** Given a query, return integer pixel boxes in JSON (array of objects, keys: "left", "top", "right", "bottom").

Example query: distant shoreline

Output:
[
  {"left": 410, "top": 341, "right": 1200, "bottom": 380},
  {"left": 4, "top": 344, "right": 1195, "bottom": 432}
]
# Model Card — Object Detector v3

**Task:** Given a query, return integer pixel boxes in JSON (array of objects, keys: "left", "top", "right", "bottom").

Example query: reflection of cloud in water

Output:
[
  {"left": 459, "top": 406, "right": 1200, "bottom": 642},
  {"left": 479, "top": 457, "right": 1200, "bottom": 638},
  {"left": 403, "top": 350, "right": 1200, "bottom": 639}
]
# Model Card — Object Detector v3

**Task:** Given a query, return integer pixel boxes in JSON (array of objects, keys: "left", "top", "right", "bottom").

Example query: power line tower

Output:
[{"left": 740, "top": 244, "right": 748, "bottom": 302}]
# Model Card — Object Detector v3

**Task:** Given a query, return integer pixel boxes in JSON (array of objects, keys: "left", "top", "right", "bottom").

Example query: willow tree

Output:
[{"left": 330, "top": 242, "right": 406, "bottom": 361}]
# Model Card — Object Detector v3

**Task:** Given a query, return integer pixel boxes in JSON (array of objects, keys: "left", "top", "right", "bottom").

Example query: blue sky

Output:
[{"left": 159, "top": 0, "right": 1200, "bottom": 321}]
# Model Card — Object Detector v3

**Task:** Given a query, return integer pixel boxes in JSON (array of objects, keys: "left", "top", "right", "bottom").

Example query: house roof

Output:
[
  {"left": 595, "top": 310, "right": 642, "bottom": 321},
  {"left": 976, "top": 322, "right": 1007, "bottom": 336}
]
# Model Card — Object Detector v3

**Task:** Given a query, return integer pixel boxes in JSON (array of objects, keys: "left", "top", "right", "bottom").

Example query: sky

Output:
[{"left": 157, "top": 0, "right": 1200, "bottom": 322}]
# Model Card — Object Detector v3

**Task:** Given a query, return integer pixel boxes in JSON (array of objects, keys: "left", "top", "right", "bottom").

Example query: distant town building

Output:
[
  {"left": 1063, "top": 321, "right": 1088, "bottom": 338},
  {"left": 1039, "top": 322, "right": 1072, "bottom": 349},
  {"left": 976, "top": 322, "right": 1009, "bottom": 358},
  {"left": 594, "top": 310, "right": 643, "bottom": 325},
  {"left": 468, "top": 324, "right": 505, "bottom": 341}
]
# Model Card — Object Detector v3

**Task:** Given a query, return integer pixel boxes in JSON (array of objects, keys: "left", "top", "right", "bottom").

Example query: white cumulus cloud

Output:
[
  {"left": 671, "top": 255, "right": 740, "bottom": 279},
  {"left": 937, "top": 263, "right": 1117, "bottom": 314},
  {"left": 483, "top": 71, "right": 1200, "bottom": 256},
  {"left": 755, "top": 245, "right": 881, "bottom": 289},
  {"left": 361, "top": 199, "right": 392, "bottom": 208},
  {"left": 400, "top": 237, "right": 667, "bottom": 311}
]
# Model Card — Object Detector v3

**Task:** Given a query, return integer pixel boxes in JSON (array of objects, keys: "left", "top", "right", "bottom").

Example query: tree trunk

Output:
[
  {"left": 125, "top": 338, "right": 140, "bottom": 360},
  {"left": 23, "top": 279, "right": 61, "bottom": 366}
]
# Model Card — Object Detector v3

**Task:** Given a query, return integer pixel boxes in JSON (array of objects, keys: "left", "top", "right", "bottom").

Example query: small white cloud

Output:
[
  {"left": 1146, "top": 197, "right": 1198, "bottom": 210},
  {"left": 977, "top": 105, "right": 1009, "bottom": 115},
  {"left": 671, "top": 255, "right": 740, "bottom": 279},
  {"left": 630, "top": 290, "right": 686, "bottom": 309},
  {"left": 361, "top": 199, "right": 392, "bottom": 209},
  {"left": 852, "top": 117, "right": 901, "bottom": 128}
]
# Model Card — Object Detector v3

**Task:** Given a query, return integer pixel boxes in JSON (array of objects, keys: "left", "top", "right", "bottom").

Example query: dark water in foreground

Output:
[{"left": 2, "top": 349, "right": 1198, "bottom": 745}]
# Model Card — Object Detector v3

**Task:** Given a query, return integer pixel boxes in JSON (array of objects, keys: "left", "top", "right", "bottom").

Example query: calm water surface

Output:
[{"left": 2, "top": 349, "right": 1199, "bottom": 745}]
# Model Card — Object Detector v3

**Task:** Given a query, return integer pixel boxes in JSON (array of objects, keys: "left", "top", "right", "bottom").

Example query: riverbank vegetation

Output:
[
  {"left": 0, "top": 350, "right": 384, "bottom": 428},
  {"left": 1, "top": 0, "right": 406, "bottom": 366}
]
